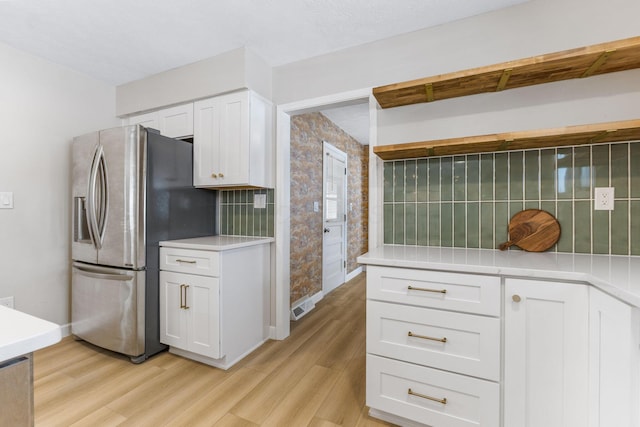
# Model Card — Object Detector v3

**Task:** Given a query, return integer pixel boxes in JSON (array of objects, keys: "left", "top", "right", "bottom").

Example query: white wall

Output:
[
  {"left": 0, "top": 42, "right": 117, "bottom": 325},
  {"left": 272, "top": 0, "right": 640, "bottom": 114},
  {"left": 116, "top": 47, "right": 272, "bottom": 117}
]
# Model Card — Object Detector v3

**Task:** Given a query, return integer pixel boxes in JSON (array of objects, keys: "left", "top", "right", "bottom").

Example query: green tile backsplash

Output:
[
  {"left": 220, "top": 189, "right": 275, "bottom": 237},
  {"left": 383, "top": 141, "right": 640, "bottom": 255}
]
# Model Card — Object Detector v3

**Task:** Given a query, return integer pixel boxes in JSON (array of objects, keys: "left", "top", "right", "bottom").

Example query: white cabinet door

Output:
[
  {"left": 504, "top": 278, "right": 589, "bottom": 427},
  {"left": 159, "top": 271, "right": 221, "bottom": 359},
  {"left": 193, "top": 90, "right": 271, "bottom": 188},
  {"left": 186, "top": 274, "right": 221, "bottom": 359},
  {"left": 128, "top": 103, "right": 193, "bottom": 138},
  {"left": 128, "top": 111, "right": 158, "bottom": 130},
  {"left": 217, "top": 91, "right": 250, "bottom": 185},
  {"left": 158, "top": 104, "right": 193, "bottom": 138},
  {"left": 159, "top": 271, "right": 188, "bottom": 349},
  {"left": 589, "top": 288, "right": 640, "bottom": 427},
  {"left": 193, "top": 97, "right": 220, "bottom": 187}
]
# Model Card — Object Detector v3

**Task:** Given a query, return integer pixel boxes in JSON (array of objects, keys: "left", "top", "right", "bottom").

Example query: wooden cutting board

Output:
[{"left": 499, "top": 209, "right": 561, "bottom": 252}]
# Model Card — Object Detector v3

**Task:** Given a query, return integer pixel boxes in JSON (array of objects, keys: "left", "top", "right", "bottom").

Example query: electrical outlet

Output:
[
  {"left": 254, "top": 194, "right": 266, "bottom": 209},
  {"left": 594, "top": 187, "right": 615, "bottom": 211},
  {"left": 0, "top": 296, "right": 14, "bottom": 309}
]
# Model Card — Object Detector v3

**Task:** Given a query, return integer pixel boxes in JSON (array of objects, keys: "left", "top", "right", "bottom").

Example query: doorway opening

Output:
[{"left": 274, "top": 89, "right": 374, "bottom": 339}]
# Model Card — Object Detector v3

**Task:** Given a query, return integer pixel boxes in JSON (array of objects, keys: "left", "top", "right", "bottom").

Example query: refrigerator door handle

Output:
[{"left": 87, "top": 144, "right": 108, "bottom": 250}]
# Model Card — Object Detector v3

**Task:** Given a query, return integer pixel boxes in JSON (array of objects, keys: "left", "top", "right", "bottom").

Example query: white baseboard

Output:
[
  {"left": 310, "top": 290, "right": 323, "bottom": 305},
  {"left": 346, "top": 266, "right": 364, "bottom": 282},
  {"left": 368, "top": 408, "right": 430, "bottom": 427},
  {"left": 60, "top": 323, "right": 72, "bottom": 337}
]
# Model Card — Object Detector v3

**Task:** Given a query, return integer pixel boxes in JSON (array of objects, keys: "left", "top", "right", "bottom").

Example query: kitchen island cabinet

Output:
[
  {"left": 358, "top": 246, "right": 640, "bottom": 427},
  {"left": 159, "top": 235, "right": 273, "bottom": 370},
  {"left": 0, "top": 306, "right": 61, "bottom": 426}
]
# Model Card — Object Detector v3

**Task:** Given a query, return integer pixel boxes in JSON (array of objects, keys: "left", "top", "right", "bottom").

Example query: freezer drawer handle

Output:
[
  {"left": 408, "top": 331, "right": 447, "bottom": 343},
  {"left": 407, "top": 285, "right": 447, "bottom": 294},
  {"left": 180, "top": 284, "right": 190, "bottom": 309},
  {"left": 74, "top": 265, "right": 134, "bottom": 281},
  {"left": 176, "top": 259, "right": 197, "bottom": 264},
  {"left": 408, "top": 388, "right": 447, "bottom": 405}
]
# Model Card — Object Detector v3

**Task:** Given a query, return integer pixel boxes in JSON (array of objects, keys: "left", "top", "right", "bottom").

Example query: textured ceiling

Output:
[{"left": 0, "top": 0, "right": 527, "bottom": 85}]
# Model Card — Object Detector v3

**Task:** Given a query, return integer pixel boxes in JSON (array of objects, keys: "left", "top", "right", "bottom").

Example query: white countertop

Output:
[
  {"left": 160, "top": 235, "right": 274, "bottom": 251},
  {"left": 0, "top": 306, "right": 61, "bottom": 363},
  {"left": 358, "top": 245, "right": 640, "bottom": 308}
]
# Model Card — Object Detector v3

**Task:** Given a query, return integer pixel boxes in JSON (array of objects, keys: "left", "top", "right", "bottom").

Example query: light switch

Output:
[
  {"left": 254, "top": 194, "right": 267, "bottom": 209},
  {"left": 0, "top": 192, "right": 13, "bottom": 209}
]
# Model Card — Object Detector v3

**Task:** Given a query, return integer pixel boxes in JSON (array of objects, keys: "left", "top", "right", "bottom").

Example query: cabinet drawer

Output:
[
  {"left": 367, "top": 354, "right": 499, "bottom": 427},
  {"left": 367, "top": 300, "right": 500, "bottom": 381},
  {"left": 367, "top": 266, "right": 500, "bottom": 316},
  {"left": 160, "top": 247, "right": 219, "bottom": 277}
]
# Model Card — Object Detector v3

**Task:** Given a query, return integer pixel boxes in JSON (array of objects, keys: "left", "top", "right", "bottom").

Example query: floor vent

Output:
[{"left": 290, "top": 296, "right": 315, "bottom": 321}]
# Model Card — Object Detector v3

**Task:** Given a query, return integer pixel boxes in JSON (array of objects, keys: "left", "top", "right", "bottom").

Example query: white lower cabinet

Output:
[
  {"left": 367, "top": 354, "right": 500, "bottom": 427},
  {"left": 366, "top": 266, "right": 501, "bottom": 427},
  {"left": 365, "top": 265, "right": 640, "bottom": 427},
  {"left": 160, "top": 271, "right": 220, "bottom": 359},
  {"left": 589, "top": 287, "right": 640, "bottom": 427},
  {"left": 504, "top": 278, "right": 589, "bottom": 427},
  {"left": 159, "top": 242, "right": 270, "bottom": 369}
]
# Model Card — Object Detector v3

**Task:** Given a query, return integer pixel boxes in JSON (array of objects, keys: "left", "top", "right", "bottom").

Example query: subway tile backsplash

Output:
[
  {"left": 219, "top": 189, "right": 275, "bottom": 237},
  {"left": 383, "top": 141, "right": 640, "bottom": 255}
]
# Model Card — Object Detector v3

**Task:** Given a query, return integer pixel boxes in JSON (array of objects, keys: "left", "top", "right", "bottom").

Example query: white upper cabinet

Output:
[
  {"left": 128, "top": 103, "right": 194, "bottom": 139},
  {"left": 504, "top": 278, "right": 589, "bottom": 427},
  {"left": 193, "top": 90, "right": 272, "bottom": 188}
]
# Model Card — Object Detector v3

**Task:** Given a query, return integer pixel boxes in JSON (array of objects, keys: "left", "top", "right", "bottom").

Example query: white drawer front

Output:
[
  {"left": 367, "top": 266, "right": 500, "bottom": 316},
  {"left": 367, "top": 354, "right": 500, "bottom": 427},
  {"left": 160, "top": 247, "right": 219, "bottom": 277},
  {"left": 367, "top": 300, "right": 500, "bottom": 381}
]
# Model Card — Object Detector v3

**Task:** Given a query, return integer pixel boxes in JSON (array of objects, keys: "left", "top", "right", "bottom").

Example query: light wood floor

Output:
[{"left": 33, "top": 273, "right": 395, "bottom": 427}]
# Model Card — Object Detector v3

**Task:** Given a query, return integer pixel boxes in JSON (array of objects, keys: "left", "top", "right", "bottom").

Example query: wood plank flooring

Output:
[{"left": 33, "top": 273, "right": 395, "bottom": 427}]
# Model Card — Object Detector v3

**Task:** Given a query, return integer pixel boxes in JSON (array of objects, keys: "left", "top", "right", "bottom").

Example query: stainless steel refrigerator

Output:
[{"left": 71, "top": 125, "right": 215, "bottom": 362}]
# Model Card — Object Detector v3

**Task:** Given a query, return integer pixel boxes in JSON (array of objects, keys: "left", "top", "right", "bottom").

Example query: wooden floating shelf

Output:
[
  {"left": 373, "top": 36, "right": 640, "bottom": 109},
  {"left": 373, "top": 119, "right": 640, "bottom": 160}
]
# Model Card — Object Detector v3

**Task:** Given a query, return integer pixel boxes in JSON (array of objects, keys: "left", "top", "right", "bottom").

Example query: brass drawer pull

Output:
[
  {"left": 408, "top": 388, "right": 447, "bottom": 405},
  {"left": 176, "top": 259, "right": 196, "bottom": 264},
  {"left": 408, "top": 331, "right": 447, "bottom": 343},
  {"left": 408, "top": 285, "right": 447, "bottom": 294}
]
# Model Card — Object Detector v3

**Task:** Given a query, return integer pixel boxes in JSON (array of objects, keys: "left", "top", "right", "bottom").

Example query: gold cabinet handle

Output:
[
  {"left": 408, "top": 331, "right": 447, "bottom": 343},
  {"left": 211, "top": 173, "right": 218, "bottom": 178},
  {"left": 512, "top": 294, "right": 522, "bottom": 303},
  {"left": 179, "top": 284, "right": 190, "bottom": 309},
  {"left": 218, "top": 173, "right": 224, "bottom": 178},
  {"left": 176, "top": 259, "right": 196, "bottom": 264},
  {"left": 408, "top": 285, "right": 447, "bottom": 294},
  {"left": 408, "top": 388, "right": 447, "bottom": 405}
]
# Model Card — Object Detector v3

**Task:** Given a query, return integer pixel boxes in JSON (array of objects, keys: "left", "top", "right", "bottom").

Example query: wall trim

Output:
[{"left": 275, "top": 88, "right": 373, "bottom": 340}]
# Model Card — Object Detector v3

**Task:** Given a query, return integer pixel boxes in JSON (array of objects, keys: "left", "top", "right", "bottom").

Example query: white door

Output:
[
  {"left": 322, "top": 142, "right": 347, "bottom": 295},
  {"left": 504, "top": 278, "right": 589, "bottom": 427}
]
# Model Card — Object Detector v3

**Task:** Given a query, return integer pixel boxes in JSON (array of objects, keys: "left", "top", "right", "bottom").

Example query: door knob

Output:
[
  {"left": 512, "top": 295, "right": 521, "bottom": 303},
  {"left": 324, "top": 228, "right": 330, "bottom": 233}
]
